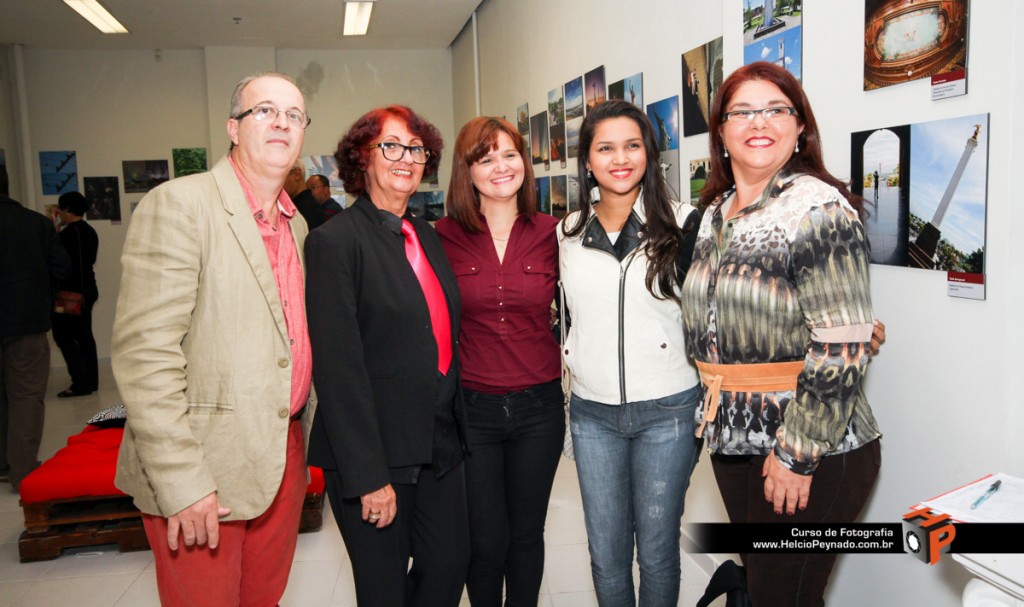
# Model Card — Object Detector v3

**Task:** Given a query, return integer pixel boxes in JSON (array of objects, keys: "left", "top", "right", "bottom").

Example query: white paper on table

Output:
[{"left": 919, "top": 473, "right": 1024, "bottom": 523}]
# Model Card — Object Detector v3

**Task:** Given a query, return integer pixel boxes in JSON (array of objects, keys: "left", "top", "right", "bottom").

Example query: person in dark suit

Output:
[
  {"left": 285, "top": 161, "right": 326, "bottom": 230},
  {"left": 52, "top": 191, "right": 99, "bottom": 397},
  {"left": 305, "top": 105, "right": 470, "bottom": 607},
  {"left": 306, "top": 174, "right": 343, "bottom": 220},
  {"left": 1, "top": 166, "right": 70, "bottom": 490}
]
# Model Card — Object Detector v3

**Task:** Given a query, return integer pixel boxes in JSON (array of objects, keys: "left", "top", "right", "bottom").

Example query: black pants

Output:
[
  {"left": 325, "top": 463, "right": 470, "bottom": 607},
  {"left": 463, "top": 380, "right": 564, "bottom": 607},
  {"left": 711, "top": 440, "right": 881, "bottom": 607},
  {"left": 52, "top": 302, "right": 98, "bottom": 392}
]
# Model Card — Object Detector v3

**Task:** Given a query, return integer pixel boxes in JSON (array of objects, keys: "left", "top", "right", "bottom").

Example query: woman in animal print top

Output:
[{"left": 681, "top": 62, "right": 882, "bottom": 607}]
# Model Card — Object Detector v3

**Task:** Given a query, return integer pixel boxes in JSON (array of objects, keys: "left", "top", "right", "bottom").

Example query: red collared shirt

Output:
[
  {"left": 229, "top": 156, "right": 312, "bottom": 415},
  {"left": 436, "top": 213, "right": 561, "bottom": 393}
]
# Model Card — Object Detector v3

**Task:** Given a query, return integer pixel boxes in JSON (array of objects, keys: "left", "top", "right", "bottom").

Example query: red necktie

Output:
[{"left": 401, "top": 219, "right": 452, "bottom": 375}]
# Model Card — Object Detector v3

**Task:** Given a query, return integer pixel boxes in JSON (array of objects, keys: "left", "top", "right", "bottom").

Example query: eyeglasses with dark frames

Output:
[{"left": 367, "top": 142, "right": 431, "bottom": 165}]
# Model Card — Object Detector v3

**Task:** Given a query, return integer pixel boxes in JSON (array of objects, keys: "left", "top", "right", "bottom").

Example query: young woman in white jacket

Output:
[{"left": 558, "top": 99, "right": 701, "bottom": 607}]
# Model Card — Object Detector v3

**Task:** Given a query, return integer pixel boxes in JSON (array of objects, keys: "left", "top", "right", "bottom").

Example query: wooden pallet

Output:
[{"left": 19, "top": 492, "right": 326, "bottom": 563}]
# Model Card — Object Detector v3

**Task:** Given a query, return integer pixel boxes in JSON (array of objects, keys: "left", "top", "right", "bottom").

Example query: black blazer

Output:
[
  {"left": 305, "top": 196, "right": 468, "bottom": 498},
  {"left": 0, "top": 197, "right": 70, "bottom": 337}
]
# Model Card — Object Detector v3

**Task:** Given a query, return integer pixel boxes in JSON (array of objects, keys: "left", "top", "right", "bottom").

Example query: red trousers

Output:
[{"left": 142, "top": 419, "right": 306, "bottom": 607}]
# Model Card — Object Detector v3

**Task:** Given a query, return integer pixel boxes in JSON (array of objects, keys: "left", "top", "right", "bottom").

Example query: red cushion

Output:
[
  {"left": 19, "top": 426, "right": 126, "bottom": 503},
  {"left": 20, "top": 426, "right": 326, "bottom": 503}
]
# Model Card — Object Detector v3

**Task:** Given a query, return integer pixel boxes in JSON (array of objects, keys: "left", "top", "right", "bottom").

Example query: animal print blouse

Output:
[{"left": 681, "top": 172, "right": 881, "bottom": 475}]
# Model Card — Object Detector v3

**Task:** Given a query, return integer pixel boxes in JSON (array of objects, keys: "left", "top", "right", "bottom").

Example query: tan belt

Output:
[{"left": 695, "top": 360, "right": 805, "bottom": 438}]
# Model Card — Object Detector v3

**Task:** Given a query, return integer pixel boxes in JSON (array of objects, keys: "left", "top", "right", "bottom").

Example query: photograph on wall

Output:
[
  {"left": 689, "top": 157, "right": 710, "bottom": 205},
  {"left": 683, "top": 38, "right": 726, "bottom": 138},
  {"left": 548, "top": 88, "right": 567, "bottom": 168},
  {"left": 551, "top": 175, "right": 568, "bottom": 219},
  {"left": 548, "top": 88, "right": 565, "bottom": 127},
  {"left": 864, "top": 0, "right": 969, "bottom": 92},
  {"left": 305, "top": 155, "right": 342, "bottom": 189},
  {"left": 535, "top": 176, "right": 551, "bottom": 214},
  {"left": 646, "top": 96, "right": 680, "bottom": 152},
  {"left": 566, "top": 117, "right": 583, "bottom": 159},
  {"left": 659, "top": 149, "right": 681, "bottom": 201},
  {"left": 517, "top": 103, "right": 531, "bottom": 158},
  {"left": 422, "top": 171, "right": 440, "bottom": 188},
  {"left": 584, "top": 66, "right": 606, "bottom": 115},
  {"left": 530, "top": 111, "right": 550, "bottom": 169},
  {"left": 608, "top": 72, "right": 643, "bottom": 109},
  {"left": 83, "top": 176, "right": 121, "bottom": 222},
  {"left": 172, "top": 148, "right": 208, "bottom": 177},
  {"left": 39, "top": 151, "right": 78, "bottom": 195},
  {"left": 851, "top": 113, "right": 988, "bottom": 274},
  {"left": 567, "top": 175, "right": 580, "bottom": 212},
  {"left": 122, "top": 159, "right": 170, "bottom": 193},
  {"left": 564, "top": 77, "right": 584, "bottom": 121},
  {"left": 743, "top": 0, "right": 803, "bottom": 81},
  {"left": 409, "top": 190, "right": 445, "bottom": 222},
  {"left": 706, "top": 38, "right": 724, "bottom": 110},
  {"left": 550, "top": 123, "right": 567, "bottom": 168}
]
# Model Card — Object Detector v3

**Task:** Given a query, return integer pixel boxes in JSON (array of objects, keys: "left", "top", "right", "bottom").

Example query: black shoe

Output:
[{"left": 57, "top": 388, "right": 93, "bottom": 398}]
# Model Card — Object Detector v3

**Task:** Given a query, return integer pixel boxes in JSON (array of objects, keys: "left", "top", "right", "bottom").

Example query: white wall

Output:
[
  {"left": 0, "top": 48, "right": 22, "bottom": 199},
  {"left": 454, "top": 1, "right": 1022, "bottom": 605},
  {"left": 22, "top": 48, "right": 209, "bottom": 368},
  {"left": 16, "top": 46, "right": 455, "bottom": 364}
]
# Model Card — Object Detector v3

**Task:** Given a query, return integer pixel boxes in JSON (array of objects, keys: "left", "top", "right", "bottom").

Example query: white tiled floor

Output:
[{"left": 0, "top": 363, "right": 721, "bottom": 606}]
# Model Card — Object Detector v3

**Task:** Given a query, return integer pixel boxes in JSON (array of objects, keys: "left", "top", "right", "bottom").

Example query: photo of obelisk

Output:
[{"left": 908, "top": 124, "right": 981, "bottom": 269}]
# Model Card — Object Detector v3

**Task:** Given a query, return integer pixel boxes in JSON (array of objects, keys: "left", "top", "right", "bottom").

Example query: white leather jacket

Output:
[{"left": 557, "top": 193, "right": 700, "bottom": 405}]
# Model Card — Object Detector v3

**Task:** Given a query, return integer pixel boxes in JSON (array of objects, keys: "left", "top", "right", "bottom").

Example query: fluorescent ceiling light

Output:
[
  {"left": 63, "top": 0, "right": 129, "bottom": 34},
  {"left": 343, "top": 1, "right": 375, "bottom": 36}
]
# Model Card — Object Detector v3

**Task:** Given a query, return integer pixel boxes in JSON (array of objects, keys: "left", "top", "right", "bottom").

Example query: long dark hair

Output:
[
  {"left": 446, "top": 116, "right": 537, "bottom": 233},
  {"left": 562, "top": 99, "right": 685, "bottom": 302},
  {"left": 702, "top": 62, "right": 863, "bottom": 215}
]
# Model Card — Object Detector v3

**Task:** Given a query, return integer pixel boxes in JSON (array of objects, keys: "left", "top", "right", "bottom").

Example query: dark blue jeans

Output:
[
  {"left": 463, "top": 379, "right": 565, "bottom": 607},
  {"left": 571, "top": 386, "right": 700, "bottom": 607}
]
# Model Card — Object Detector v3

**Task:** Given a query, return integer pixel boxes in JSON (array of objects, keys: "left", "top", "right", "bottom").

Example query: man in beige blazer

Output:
[{"left": 113, "top": 72, "right": 314, "bottom": 606}]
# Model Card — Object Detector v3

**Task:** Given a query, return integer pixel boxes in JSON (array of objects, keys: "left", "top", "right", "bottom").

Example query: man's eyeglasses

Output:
[
  {"left": 367, "top": 142, "right": 430, "bottom": 165},
  {"left": 234, "top": 104, "right": 311, "bottom": 129},
  {"left": 722, "top": 106, "right": 798, "bottom": 123}
]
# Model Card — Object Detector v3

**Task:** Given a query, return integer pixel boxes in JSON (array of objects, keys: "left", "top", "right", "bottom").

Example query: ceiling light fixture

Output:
[
  {"left": 63, "top": 0, "right": 129, "bottom": 34},
  {"left": 343, "top": 1, "right": 376, "bottom": 36}
]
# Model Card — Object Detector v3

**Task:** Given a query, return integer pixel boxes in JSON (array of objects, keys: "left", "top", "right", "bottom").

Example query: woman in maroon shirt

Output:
[{"left": 436, "top": 117, "right": 562, "bottom": 607}]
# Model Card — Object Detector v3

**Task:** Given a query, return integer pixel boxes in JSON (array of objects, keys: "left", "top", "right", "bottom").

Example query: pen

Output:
[{"left": 970, "top": 479, "right": 1001, "bottom": 510}]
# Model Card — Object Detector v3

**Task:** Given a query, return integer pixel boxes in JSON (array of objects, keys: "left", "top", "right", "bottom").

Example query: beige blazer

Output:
[{"left": 113, "top": 156, "right": 315, "bottom": 520}]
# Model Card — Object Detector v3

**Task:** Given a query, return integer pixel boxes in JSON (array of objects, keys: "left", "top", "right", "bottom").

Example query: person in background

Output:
[
  {"left": 0, "top": 166, "right": 69, "bottom": 491},
  {"left": 435, "top": 117, "right": 562, "bottom": 607},
  {"left": 682, "top": 61, "right": 882, "bottom": 607},
  {"left": 558, "top": 100, "right": 702, "bottom": 607},
  {"left": 305, "top": 104, "right": 469, "bottom": 607},
  {"left": 113, "top": 72, "right": 314, "bottom": 606},
  {"left": 286, "top": 161, "right": 326, "bottom": 230},
  {"left": 306, "top": 173, "right": 343, "bottom": 220},
  {"left": 52, "top": 191, "right": 99, "bottom": 398}
]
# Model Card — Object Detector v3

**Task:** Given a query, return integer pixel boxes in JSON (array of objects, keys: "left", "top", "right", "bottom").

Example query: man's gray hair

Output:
[{"left": 228, "top": 71, "right": 300, "bottom": 119}]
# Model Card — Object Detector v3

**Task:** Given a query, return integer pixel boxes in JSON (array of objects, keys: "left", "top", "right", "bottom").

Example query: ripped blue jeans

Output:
[{"left": 570, "top": 386, "right": 700, "bottom": 607}]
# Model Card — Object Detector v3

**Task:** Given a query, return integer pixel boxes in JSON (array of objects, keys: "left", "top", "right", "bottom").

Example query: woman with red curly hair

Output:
[{"left": 305, "top": 105, "right": 470, "bottom": 607}]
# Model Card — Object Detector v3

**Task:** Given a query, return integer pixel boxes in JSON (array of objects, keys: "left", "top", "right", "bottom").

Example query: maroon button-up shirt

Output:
[{"left": 436, "top": 213, "right": 561, "bottom": 393}]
